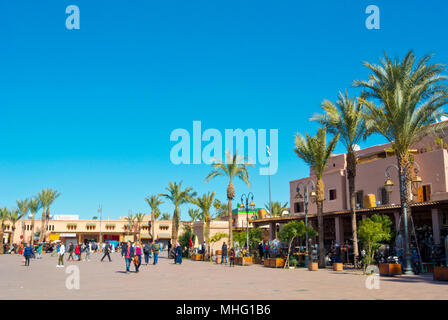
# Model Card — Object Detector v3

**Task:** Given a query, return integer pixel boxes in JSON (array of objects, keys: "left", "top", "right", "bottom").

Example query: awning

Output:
[
  {"left": 49, "top": 234, "right": 60, "bottom": 241},
  {"left": 140, "top": 233, "right": 153, "bottom": 239},
  {"left": 157, "top": 233, "right": 171, "bottom": 239}
]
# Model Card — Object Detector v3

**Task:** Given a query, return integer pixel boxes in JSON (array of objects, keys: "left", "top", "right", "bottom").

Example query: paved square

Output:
[{"left": 0, "top": 253, "right": 447, "bottom": 299}]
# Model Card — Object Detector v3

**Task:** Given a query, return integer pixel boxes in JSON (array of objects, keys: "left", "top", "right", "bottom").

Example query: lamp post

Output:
[
  {"left": 240, "top": 193, "right": 255, "bottom": 255},
  {"left": 267, "top": 146, "right": 272, "bottom": 215},
  {"left": 384, "top": 161, "right": 422, "bottom": 275},
  {"left": 295, "top": 180, "right": 317, "bottom": 266}
]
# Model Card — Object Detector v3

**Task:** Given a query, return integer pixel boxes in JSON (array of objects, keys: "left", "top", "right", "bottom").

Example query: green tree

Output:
[
  {"left": 213, "top": 199, "right": 221, "bottom": 218},
  {"left": 205, "top": 151, "right": 252, "bottom": 248},
  {"left": 161, "top": 181, "right": 196, "bottom": 245},
  {"left": 191, "top": 191, "right": 216, "bottom": 258},
  {"left": 27, "top": 197, "right": 41, "bottom": 244},
  {"left": 178, "top": 224, "right": 196, "bottom": 257},
  {"left": 145, "top": 195, "right": 164, "bottom": 241},
  {"left": 134, "top": 212, "right": 146, "bottom": 242},
  {"left": 311, "top": 90, "right": 372, "bottom": 265},
  {"left": 16, "top": 199, "right": 30, "bottom": 243},
  {"left": 233, "top": 227, "right": 264, "bottom": 255},
  {"left": 0, "top": 208, "right": 9, "bottom": 253},
  {"left": 265, "top": 201, "right": 288, "bottom": 217},
  {"left": 278, "top": 221, "right": 317, "bottom": 268},
  {"left": 160, "top": 212, "right": 170, "bottom": 220},
  {"left": 294, "top": 127, "right": 339, "bottom": 267},
  {"left": 188, "top": 208, "right": 200, "bottom": 226},
  {"left": 37, "top": 189, "right": 61, "bottom": 242},
  {"left": 126, "top": 212, "right": 136, "bottom": 240},
  {"left": 357, "top": 214, "right": 392, "bottom": 273},
  {"left": 8, "top": 209, "right": 23, "bottom": 245}
]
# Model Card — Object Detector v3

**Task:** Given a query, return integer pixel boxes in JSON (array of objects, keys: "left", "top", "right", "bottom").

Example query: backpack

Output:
[
  {"left": 153, "top": 243, "right": 160, "bottom": 252},
  {"left": 143, "top": 246, "right": 150, "bottom": 254}
]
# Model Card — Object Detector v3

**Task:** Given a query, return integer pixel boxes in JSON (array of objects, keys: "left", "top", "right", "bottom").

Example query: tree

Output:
[
  {"left": 233, "top": 227, "right": 263, "bottom": 255},
  {"left": 205, "top": 151, "right": 252, "bottom": 248},
  {"left": 357, "top": 214, "right": 392, "bottom": 273},
  {"left": 279, "top": 221, "right": 317, "bottom": 268},
  {"left": 161, "top": 181, "right": 196, "bottom": 245},
  {"left": 216, "top": 203, "right": 229, "bottom": 219},
  {"left": 16, "top": 199, "right": 30, "bottom": 243},
  {"left": 188, "top": 208, "right": 200, "bottom": 226},
  {"left": 0, "top": 208, "right": 9, "bottom": 253},
  {"left": 126, "top": 212, "right": 136, "bottom": 241},
  {"left": 27, "top": 197, "right": 41, "bottom": 244},
  {"left": 178, "top": 224, "right": 196, "bottom": 258},
  {"left": 37, "top": 189, "right": 61, "bottom": 242},
  {"left": 92, "top": 216, "right": 98, "bottom": 220},
  {"left": 160, "top": 212, "right": 170, "bottom": 220},
  {"left": 213, "top": 199, "right": 221, "bottom": 218},
  {"left": 311, "top": 90, "right": 371, "bottom": 265},
  {"left": 8, "top": 209, "right": 23, "bottom": 245},
  {"left": 145, "top": 195, "right": 164, "bottom": 241},
  {"left": 294, "top": 127, "right": 339, "bottom": 267},
  {"left": 265, "top": 201, "right": 288, "bottom": 217},
  {"left": 354, "top": 51, "right": 448, "bottom": 271},
  {"left": 134, "top": 212, "right": 146, "bottom": 242},
  {"left": 191, "top": 191, "right": 216, "bottom": 259}
]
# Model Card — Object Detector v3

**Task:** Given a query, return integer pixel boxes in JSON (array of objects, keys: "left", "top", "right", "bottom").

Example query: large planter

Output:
[
  {"left": 252, "top": 257, "right": 262, "bottom": 264},
  {"left": 379, "top": 263, "right": 401, "bottom": 276},
  {"left": 191, "top": 254, "right": 204, "bottom": 261},
  {"left": 235, "top": 257, "right": 253, "bottom": 266},
  {"left": 333, "top": 263, "right": 343, "bottom": 271},
  {"left": 433, "top": 266, "right": 448, "bottom": 281},
  {"left": 308, "top": 262, "right": 318, "bottom": 271},
  {"left": 264, "top": 258, "right": 285, "bottom": 268},
  {"left": 215, "top": 250, "right": 222, "bottom": 255}
]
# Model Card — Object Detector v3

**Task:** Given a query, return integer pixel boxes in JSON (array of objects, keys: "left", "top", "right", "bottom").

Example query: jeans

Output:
[
  {"left": 153, "top": 253, "right": 159, "bottom": 265},
  {"left": 221, "top": 255, "right": 227, "bottom": 264},
  {"left": 136, "top": 255, "right": 141, "bottom": 272},
  {"left": 101, "top": 252, "right": 111, "bottom": 262},
  {"left": 58, "top": 254, "right": 64, "bottom": 265},
  {"left": 125, "top": 258, "right": 131, "bottom": 272},
  {"left": 144, "top": 254, "right": 150, "bottom": 264},
  {"left": 25, "top": 256, "right": 30, "bottom": 266}
]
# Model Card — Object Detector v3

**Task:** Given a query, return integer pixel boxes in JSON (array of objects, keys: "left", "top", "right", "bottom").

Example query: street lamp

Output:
[
  {"left": 295, "top": 180, "right": 316, "bottom": 266},
  {"left": 384, "top": 161, "right": 421, "bottom": 275},
  {"left": 240, "top": 193, "right": 255, "bottom": 255}
]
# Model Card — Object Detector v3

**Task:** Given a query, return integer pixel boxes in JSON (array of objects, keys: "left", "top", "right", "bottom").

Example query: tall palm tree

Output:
[
  {"left": 161, "top": 182, "right": 196, "bottom": 245},
  {"left": 145, "top": 195, "right": 164, "bottom": 241},
  {"left": 8, "top": 209, "right": 23, "bottom": 245},
  {"left": 126, "top": 212, "right": 136, "bottom": 241},
  {"left": 294, "top": 127, "right": 339, "bottom": 267},
  {"left": 27, "top": 197, "right": 41, "bottom": 244},
  {"left": 205, "top": 151, "right": 252, "bottom": 248},
  {"left": 134, "top": 212, "right": 146, "bottom": 242},
  {"left": 191, "top": 192, "right": 216, "bottom": 258},
  {"left": 37, "top": 189, "right": 61, "bottom": 242},
  {"left": 16, "top": 199, "right": 30, "bottom": 243},
  {"left": 354, "top": 51, "right": 448, "bottom": 272},
  {"left": 160, "top": 213, "right": 170, "bottom": 220},
  {"left": 213, "top": 199, "right": 221, "bottom": 218},
  {"left": 188, "top": 208, "right": 200, "bottom": 226},
  {"left": 0, "top": 208, "right": 9, "bottom": 254},
  {"left": 265, "top": 201, "right": 289, "bottom": 217},
  {"left": 311, "top": 90, "right": 371, "bottom": 265},
  {"left": 216, "top": 203, "right": 229, "bottom": 219}
]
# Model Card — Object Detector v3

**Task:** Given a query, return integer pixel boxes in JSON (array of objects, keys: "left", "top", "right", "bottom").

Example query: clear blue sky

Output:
[{"left": 1, "top": 0, "right": 447, "bottom": 220}]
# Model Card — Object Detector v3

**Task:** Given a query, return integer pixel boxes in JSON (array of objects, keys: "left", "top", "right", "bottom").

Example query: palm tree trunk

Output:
[
  {"left": 0, "top": 226, "right": 4, "bottom": 254},
  {"left": 347, "top": 151, "right": 359, "bottom": 264},
  {"left": 39, "top": 208, "right": 46, "bottom": 243},
  {"left": 11, "top": 226, "right": 16, "bottom": 245},
  {"left": 316, "top": 178, "right": 325, "bottom": 268},
  {"left": 30, "top": 215, "right": 35, "bottom": 244},
  {"left": 151, "top": 210, "right": 155, "bottom": 242},
  {"left": 227, "top": 199, "right": 233, "bottom": 248},
  {"left": 172, "top": 207, "right": 179, "bottom": 245}
]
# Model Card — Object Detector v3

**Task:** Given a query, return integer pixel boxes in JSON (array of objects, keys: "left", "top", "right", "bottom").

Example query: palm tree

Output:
[
  {"left": 145, "top": 195, "right": 164, "bottom": 241},
  {"left": 126, "top": 212, "right": 136, "bottom": 241},
  {"left": 311, "top": 90, "right": 371, "bottom": 265},
  {"left": 16, "top": 199, "right": 30, "bottom": 243},
  {"left": 213, "top": 199, "right": 221, "bottom": 218},
  {"left": 205, "top": 151, "right": 252, "bottom": 248},
  {"left": 265, "top": 201, "right": 289, "bottom": 217},
  {"left": 134, "top": 212, "right": 146, "bottom": 242},
  {"left": 27, "top": 197, "right": 41, "bottom": 244},
  {"left": 160, "top": 213, "right": 170, "bottom": 220},
  {"left": 191, "top": 192, "right": 216, "bottom": 259},
  {"left": 37, "top": 189, "right": 61, "bottom": 242},
  {"left": 188, "top": 208, "right": 200, "bottom": 226},
  {"left": 0, "top": 208, "right": 9, "bottom": 254},
  {"left": 294, "top": 127, "right": 339, "bottom": 267},
  {"left": 161, "top": 182, "right": 196, "bottom": 245},
  {"left": 216, "top": 203, "right": 229, "bottom": 219},
  {"left": 8, "top": 209, "right": 23, "bottom": 245}
]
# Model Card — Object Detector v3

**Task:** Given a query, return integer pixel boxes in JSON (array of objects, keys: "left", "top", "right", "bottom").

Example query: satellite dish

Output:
[{"left": 353, "top": 144, "right": 361, "bottom": 151}]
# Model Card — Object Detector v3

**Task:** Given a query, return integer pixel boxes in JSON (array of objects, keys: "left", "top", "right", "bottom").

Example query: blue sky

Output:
[{"left": 1, "top": 0, "right": 447, "bottom": 220}]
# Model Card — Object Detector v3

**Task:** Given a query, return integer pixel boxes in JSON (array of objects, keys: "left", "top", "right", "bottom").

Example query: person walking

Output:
[
  {"left": 75, "top": 243, "right": 81, "bottom": 261},
  {"left": 36, "top": 243, "right": 43, "bottom": 259},
  {"left": 57, "top": 242, "right": 65, "bottom": 268},
  {"left": 135, "top": 242, "right": 142, "bottom": 272},
  {"left": 124, "top": 241, "right": 134, "bottom": 274},
  {"left": 143, "top": 243, "right": 151, "bottom": 265},
  {"left": 67, "top": 242, "right": 74, "bottom": 261},
  {"left": 174, "top": 242, "right": 182, "bottom": 264},
  {"left": 85, "top": 242, "right": 91, "bottom": 261},
  {"left": 167, "top": 241, "right": 172, "bottom": 258},
  {"left": 152, "top": 240, "right": 160, "bottom": 265},
  {"left": 221, "top": 242, "right": 228, "bottom": 265},
  {"left": 121, "top": 242, "right": 127, "bottom": 258},
  {"left": 229, "top": 247, "right": 235, "bottom": 267},
  {"left": 23, "top": 244, "right": 33, "bottom": 266},
  {"left": 101, "top": 242, "right": 112, "bottom": 262}
]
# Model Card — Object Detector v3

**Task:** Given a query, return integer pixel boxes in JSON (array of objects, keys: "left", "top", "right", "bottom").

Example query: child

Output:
[{"left": 229, "top": 248, "right": 235, "bottom": 267}]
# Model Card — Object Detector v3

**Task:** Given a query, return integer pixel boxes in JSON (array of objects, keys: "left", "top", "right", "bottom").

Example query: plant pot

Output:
[
  {"left": 379, "top": 263, "right": 401, "bottom": 276},
  {"left": 236, "top": 257, "right": 253, "bottom": 266},
  {"left": 215, "top": 250, "right": 222, "bottom": 255},
  {"left": 191, "top": 254, "right": 204, "bottom": 261},
  {"left": 252, "top": 257, "right": 262, "bottom": 264},
  {"left": 264, "top": 258, "right": 285, "bottom": 268},
  {"left": 433, "top": 266, "right": 448, "bottom": 281},
  {"left": 333, "top": 263, "right": 343, "bottom": 271},
  {"left": 308, "top": 262, "right": 318, "bottom": 271}
]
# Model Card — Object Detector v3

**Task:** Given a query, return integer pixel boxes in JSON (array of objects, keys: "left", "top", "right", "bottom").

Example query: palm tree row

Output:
[{"left": 295, "top": 50, "right": 448, "bottom": 268}]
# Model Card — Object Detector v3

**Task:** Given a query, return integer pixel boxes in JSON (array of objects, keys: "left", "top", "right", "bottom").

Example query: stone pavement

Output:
[{"left": 0, "top": 253, "right": 447, "bottom": 299}]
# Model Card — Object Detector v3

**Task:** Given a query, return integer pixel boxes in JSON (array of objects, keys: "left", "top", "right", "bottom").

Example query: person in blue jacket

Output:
[
  {"left": 23, "top": 244, "right": 34, "bottom": 266},
  {"left": 174, "top": 242, "right": 182, "bottom": 264}
]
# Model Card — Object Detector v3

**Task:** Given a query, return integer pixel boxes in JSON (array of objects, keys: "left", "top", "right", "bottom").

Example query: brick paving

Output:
[{"left": 0, "top": 253, "right": 447, "bottom": 299}]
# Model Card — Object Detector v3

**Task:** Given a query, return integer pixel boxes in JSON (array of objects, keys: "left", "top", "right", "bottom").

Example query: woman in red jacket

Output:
[{"left": 75, "top": 244, "right": 81, "bottom": 261}]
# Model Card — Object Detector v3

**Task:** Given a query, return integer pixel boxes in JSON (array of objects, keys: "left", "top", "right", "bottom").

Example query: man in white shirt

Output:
[{"left": 57, "top": 243, "right": 65, "bottom": 268}]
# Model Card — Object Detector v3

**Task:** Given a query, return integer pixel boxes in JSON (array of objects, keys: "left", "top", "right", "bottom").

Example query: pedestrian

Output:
[
  {"left": 258, "top": 242, "right": 263, "bottom": 260},
  {"left": 67, "top": 242, "right": 74, "bottom": 261},
  {"left": 101, "top": 242, "right": 112, "bottom": 262},
  {"left": 75, "top": 243, "right": 81, "bottom": 261},
  {"left": 167, "top": 241, "right": 172, "bottom": 258},
  {"left": 121, "top": 241, "right": 127, "bottom": 258},
  {"left": 23, "top": 244, "right": 33, "bottom": 266},
  {"left": 135, "top": 242, "right": 142, "bottom": 272},
  {"left": 221, "top": 242, "right": 228, "bottom": 265},
  {"left": 143, "top": 243, "right": 151, "bottom": 265},
  {"left": 57, "top": 242, "right": 65, "bottom": 268},
  {"left": 152, "top": 239, "right": 160, "bottom": 265},
  {"left": 174, "top": 242, "right": 182, "bottom": 264},
  {"left": 124, "top": 241, "right": 134, "bottom": 274},
  {"left": 229, "top": 247, "right": 235, "bottom": 267},
  {"left": 85, "top": 242, "right": 91, "bottom": 261},
  {"left": 37, "top": 243, "right": 43, "bottom": 259}
]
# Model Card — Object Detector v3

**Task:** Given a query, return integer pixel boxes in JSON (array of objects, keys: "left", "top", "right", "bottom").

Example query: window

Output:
[
  {"left": 329, "top": 189, "right": 337, "bottom": 201},
  {"left": 355, "top": 190, "right": 364, "bottom": 209},
  {"left": 294, "top": 202, "right": 304, "bottom": 213},
  {"left": 418, "top": 185, "right": 431, "bottom": 202},
  {"left": 380, "top": 187, "right": 389, "bottom": 205}
]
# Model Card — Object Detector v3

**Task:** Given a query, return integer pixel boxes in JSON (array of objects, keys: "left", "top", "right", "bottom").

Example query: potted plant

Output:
[{"left": 433, "top": 263, "right": 448, "bottom": 281}]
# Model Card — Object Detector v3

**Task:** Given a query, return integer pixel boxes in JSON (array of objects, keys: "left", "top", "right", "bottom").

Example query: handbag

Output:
[{"left": 133, "top": 256, "right": 139, "bottom": 265}]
